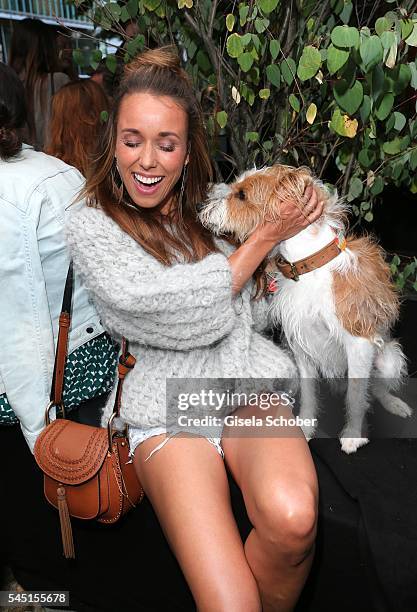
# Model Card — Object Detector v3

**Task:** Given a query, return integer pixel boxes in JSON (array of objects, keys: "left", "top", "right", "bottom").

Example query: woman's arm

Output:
[
  {"left": 228, "top": 184, "right": 323, "bottom": 295},
  {"left": 66, "top": 205, "right": 238, "bottom": 351},
  {"left": 0, "top": 193, "right": 56, "bottom": 452}
]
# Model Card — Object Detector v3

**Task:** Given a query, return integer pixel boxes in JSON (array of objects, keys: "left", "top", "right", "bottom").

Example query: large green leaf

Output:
[
  {"left": 360, "top": 95, "right": 372, "bottom": 123},
  {"left": 143, "top": 0, "right": 161, "bottom": 9},
  {"left": 120, "top": 6, "right": 130, "bottom": 23},
  {"left": 226, "top": 34, "right": 244, "bottom": 58},
  {"left": 401, "top": 19, "right": 414, "bottom": 41},
  {"left": 259, "top": 88, "right": 270, "bottom": 99},
  {"left": 370, "top": 176, "right": 384, "bottom": 195},
  {"left": 281, "top": 57, "right": 296, "bottom": 85},
  {"left": 270, "top": 39, "right": 280, "bottom": 60},
  {"left": 348, "top": 177, "right": 363, "bottom": 199},
  {"left": 238, "top": 52, "right": 254, "bottom": 72},
  {"left": 297, "top": 46, "right": 321, "bottom": 81},
  {"left": 375, "top": 93, "right": 394, "bottom": 121},
  {"left": 241, "top": 33, "right": 252, "bottom": 47},
  {"left": 391, "top": 64, "right": 411, "bottom": 94},
  {"left": 330, "top": 108, "right": 358, "bottom": 138},
  {"left": 327, "top": 44, "right": 349, "bottom": 75},
  {"left": 360, "top": 35, "right": 383, "bottom": 73},
  {"left": 125, "top": 34, "right": 145, "bottom": 57},
  {"left": 239, "top": 4, "right": 249, "bottom": 26},
  {"left": 266, "top": 63, "right": 281, "bottom": 86},
  {"left": 358, "top": 148, "right": 375, "bottom": 167},
  {"left": 216, "top": 110, "right": 228, "bottom": 128},
  {"left": 255, "top": 17, "right": 269, "bottom": 33},
  {"left": 226, "top": 13, "right": 235, "bottom": 32},
  {"left": 410, "top": 149, "right": 417, "bottom": 171},
  {"left": 375, "top": 16, "right": 392, "bottom": 36},
  {"left": 106, "top": 54, "right": 117, "bottom": 73},
  {"left": 331, "top": 26, "right": 360, "bottom": 48},
  {"left": 383, "top": 136, "right": 410, "bottom": 155},
  {"left": 256, "top": 0, "right": 279, "bottom": 14},
  {"left": 127, "top": 0, "right": 138, "bottom": 17},
  {"left": 306, "top": 102, "right": 317, "bottom": 124},
  {"left": 409, "top": 62, "right": 417, "bottom": 89},
  {"left": 380, "top": 31, "right": 396, "bottom": 50},
  {"left": 405, "top": 23, "right": 417, "bottom": 47},
  {"left": 289, "top": 94, "right": 300, "bottom": 112},
  {"left": 246, "top": 131, "right": 259, "bottom": 142},
  {"left": 370, "top": 64, "right": 385, "bottom": 101},
  {"left": 333, "top": 80, "right": 363, "bottom": 115},
  {"left": 339, "top": 1, "right": 352, "bottom": 24},
  {"left": 105, "top": 2, "right": 121, "bottom": 18}
]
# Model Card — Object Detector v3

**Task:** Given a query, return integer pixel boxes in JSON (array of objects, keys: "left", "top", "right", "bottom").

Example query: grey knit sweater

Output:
[{"left": 65, "top": 203, "right": 297, "bottom": 430}]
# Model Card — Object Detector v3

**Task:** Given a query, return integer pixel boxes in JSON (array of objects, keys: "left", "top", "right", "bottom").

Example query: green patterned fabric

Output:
[
  {"left": 0, "top": 394, "right": 17, "bottom": 425},
  {"left": 0, "top": 333, "right": 118, "bottom": 426}
]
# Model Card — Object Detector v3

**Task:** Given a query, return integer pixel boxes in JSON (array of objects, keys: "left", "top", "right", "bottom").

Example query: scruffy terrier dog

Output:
[{"left": 198, "top": 164, "right": 412, "bottom": 453}]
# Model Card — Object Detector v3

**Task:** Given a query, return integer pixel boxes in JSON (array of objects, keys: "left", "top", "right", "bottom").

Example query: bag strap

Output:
[
  {"left": 50, "top": 263, "right": 135, "bottom": 418},
  {"left": 50, "top": 262, "right": 73, "bottom": 405},
  {"left": 114, "top": 338, "right": 136, "bottom": 418}
]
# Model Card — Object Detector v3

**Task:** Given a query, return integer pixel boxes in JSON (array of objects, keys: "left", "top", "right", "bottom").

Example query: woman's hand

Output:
[
  {"left": 250, "top": 183, "right": 324, "bottom": 246},
  {"left": 227, "top": 184, "right": 324, "bottom": 295}
]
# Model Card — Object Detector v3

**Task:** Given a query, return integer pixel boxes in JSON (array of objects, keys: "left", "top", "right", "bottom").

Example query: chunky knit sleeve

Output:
[
  {"left": 66, "top": 205, "right": 237, "bottom": 351},
  {"left": 250, "top": 294, "right": 272, "bottom": 333}
]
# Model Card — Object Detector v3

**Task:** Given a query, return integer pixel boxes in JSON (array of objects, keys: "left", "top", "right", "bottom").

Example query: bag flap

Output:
[{"left": 34, "top": 419, "right": 109, "bottom": 485}]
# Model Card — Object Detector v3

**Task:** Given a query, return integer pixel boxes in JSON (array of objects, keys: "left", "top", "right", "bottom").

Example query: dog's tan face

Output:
[{"left": 199, "top": 164, "right": 323, "bottom": 242}]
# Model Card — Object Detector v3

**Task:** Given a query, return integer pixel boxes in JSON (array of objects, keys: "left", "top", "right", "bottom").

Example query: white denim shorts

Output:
[{"left": 128, "top": 426, "right": 225, "bottom": 463}]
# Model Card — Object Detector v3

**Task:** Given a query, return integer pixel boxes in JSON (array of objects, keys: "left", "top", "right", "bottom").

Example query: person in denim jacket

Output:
[{"left": 0, "top": 62, "right": 118, "bottom": 452}]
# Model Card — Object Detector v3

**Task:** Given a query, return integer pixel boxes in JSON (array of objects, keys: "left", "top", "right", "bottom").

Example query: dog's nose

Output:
[{"left": 196, "top": 201, "right": 205, "bottom": 213}]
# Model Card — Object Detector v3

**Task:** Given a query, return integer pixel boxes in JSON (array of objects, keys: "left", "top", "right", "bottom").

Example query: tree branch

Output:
[
  {"left": 319, "top": 138, "right": 342, "bottom": 179},
  {"left": 208, "top": 0, "right": 218, "bottom": 38},
  {"left": 183, "top": 8, "right": 244, "bottom": 171},
  {"left": 342, "top": 152, "right": 355, "bottom": 197},
  {"left": 183, "top": 10, "right": 237, "bottom": 82}
]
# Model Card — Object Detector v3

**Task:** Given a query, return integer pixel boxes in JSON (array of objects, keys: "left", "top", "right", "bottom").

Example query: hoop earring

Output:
[{"left": 177, "top": 163, "right": 188, "bottom": 225}]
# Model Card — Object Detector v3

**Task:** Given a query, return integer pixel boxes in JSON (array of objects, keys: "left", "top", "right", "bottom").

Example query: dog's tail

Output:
[{"left": 374, "top": 339, "right": 408, "bottom": 389}]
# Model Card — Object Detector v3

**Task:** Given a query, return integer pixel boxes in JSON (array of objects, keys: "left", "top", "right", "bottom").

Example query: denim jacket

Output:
[{"left": 0, "top": 145, "right": 106, "bottom": 451}]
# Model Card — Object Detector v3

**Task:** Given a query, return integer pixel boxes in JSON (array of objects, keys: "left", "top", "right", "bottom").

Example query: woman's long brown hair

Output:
[
  {"left": 82, "top": 46, "right": 220, "bottom": 266},
  {"left": 9, "top": 19, "right": 60, "bottom": 146},
  {"left": 46, "top": 80, "right": 109, "bottom": 177}
]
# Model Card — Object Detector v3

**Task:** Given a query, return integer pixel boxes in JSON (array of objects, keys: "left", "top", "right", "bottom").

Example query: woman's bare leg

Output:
[
  {"left": 222, "top": 403, "right": 319, "bottom": 612},
  {"left": 133, "top": 433, "right": 262, "bottom": 612}
]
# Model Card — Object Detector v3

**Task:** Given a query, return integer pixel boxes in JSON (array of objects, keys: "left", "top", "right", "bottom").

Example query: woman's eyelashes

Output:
[{"left": 122, "top": 140, "right": 176, "bottom": 152}]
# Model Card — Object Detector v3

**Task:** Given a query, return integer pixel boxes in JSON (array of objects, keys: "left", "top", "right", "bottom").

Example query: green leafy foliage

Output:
[
  {"left": 297, "top": 46, "right": 321, "bottom": 81},
  {"left": 70, "top": 0, "right": 417, "bottom": 293}
]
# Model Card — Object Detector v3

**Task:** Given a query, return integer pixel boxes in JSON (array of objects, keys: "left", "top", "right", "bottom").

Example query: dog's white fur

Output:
[{"left": 199, "top": 166, "right": 412, "bottom": 453}]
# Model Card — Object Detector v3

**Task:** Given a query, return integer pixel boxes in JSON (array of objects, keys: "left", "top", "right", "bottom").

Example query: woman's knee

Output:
[{"left": 250, "top": 480, "right": 318, "bottom": 559}]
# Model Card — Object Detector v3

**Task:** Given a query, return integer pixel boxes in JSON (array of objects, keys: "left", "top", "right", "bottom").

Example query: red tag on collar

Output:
[{"left": 267, "top": 278, "right": 278, "bottom": 293}]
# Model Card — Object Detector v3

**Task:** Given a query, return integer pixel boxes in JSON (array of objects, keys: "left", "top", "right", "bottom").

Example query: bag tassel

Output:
[{"left": 57, "top": 485, "right": 75, "bottom": 559}]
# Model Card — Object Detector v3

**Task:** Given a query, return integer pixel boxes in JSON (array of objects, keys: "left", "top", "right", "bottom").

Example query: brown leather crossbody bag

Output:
[{"left": 34, "top": 262, "right": 144, "bottom": 559}]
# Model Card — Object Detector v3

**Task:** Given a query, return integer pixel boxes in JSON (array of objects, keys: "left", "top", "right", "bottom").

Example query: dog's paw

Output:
[
  {"left": 340, "top": 436, "right": 369, "bottom": 454},
  {"left": 383, "top": 396, "right": 413, "bottom": 418}
]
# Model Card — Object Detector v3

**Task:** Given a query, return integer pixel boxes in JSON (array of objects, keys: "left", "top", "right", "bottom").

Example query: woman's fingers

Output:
[
  {"left": 302, "top": 186, "right": 323, "bottom": 224},
  {"left": 308, "top": 199, "right": 324, "bottom": 222},
  {"left": 303, "top": 185, "right": 318, "bottom": 212},
  {"left": 302, "top": 183, "right": 314, "bottom": 202}
]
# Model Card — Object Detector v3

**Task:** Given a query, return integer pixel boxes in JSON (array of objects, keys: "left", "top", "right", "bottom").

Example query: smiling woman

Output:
[
  {"left": 66, "top": 46, "right": 323, "bottom": 612},
  {"left": 115, "top": 94, "right": 190, "bottom": 211},
  {"left": 80, "top": 48, "right": 216, "bottom": 266}
]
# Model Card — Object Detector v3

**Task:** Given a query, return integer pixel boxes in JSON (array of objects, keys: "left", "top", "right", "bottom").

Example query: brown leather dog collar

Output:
[{"left": 275, "top": 236, "right": 345, "bottom": 281}]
